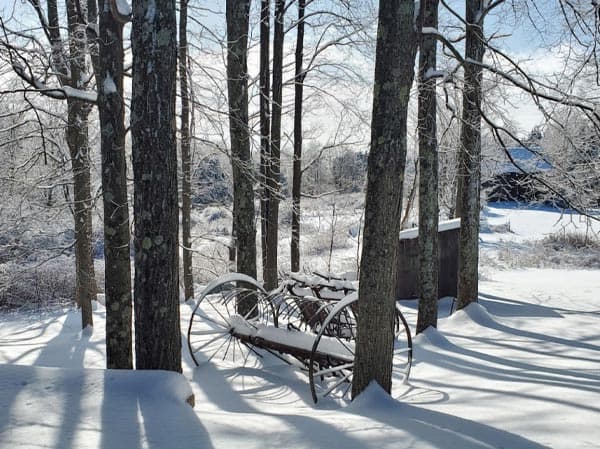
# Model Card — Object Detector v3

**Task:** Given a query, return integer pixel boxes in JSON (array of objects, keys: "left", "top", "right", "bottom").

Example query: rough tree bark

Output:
[
  {"left": 226, "top": 0, "right": 257, "bottom": 287},
  {"left": 416, "top": 0, "right": 440, "bottom": 334},
  {"left": 65, "top": 0, "right": 96, "bottom": 329},
  {"left": 352, "top": 0, "right": 417, "bottom": 398},
  {"left": 131, "top": 0, "right": 182, "bottom": 372},
  {"left": 264, "top": 0, "right": 285, "bottom": 290},
  {"left": 95, "top": 0, "right": 133, "bottom": 368},
  {"left": 291, "top": 0, "right": 305, "bottom": 273},
  {"left": 179, "top": 0, "right": 194, "bottom": 302},
  {"left": 259, "top": 0, "right": 270, "bottom": 281},
  {"left": 456, "top": 0, "right": 485, "bottom": 310}
]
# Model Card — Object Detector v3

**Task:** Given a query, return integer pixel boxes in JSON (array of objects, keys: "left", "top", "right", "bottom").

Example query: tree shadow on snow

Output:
[{"left": 345, "top": 385, "right": 552, "bottom": 449}]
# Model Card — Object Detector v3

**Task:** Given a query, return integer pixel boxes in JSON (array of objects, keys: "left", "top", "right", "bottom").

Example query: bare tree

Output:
[
  {"left": 263, "top": 0, "right": 285, "bottom": 290},
  {"left": 179, "top": 0, "right": 194, "bottom": 302},
  {"left": 416, "top": 0, "right": 440, "bottom": 333},
  {"left": 226, "top": 0, "right": 257, "bottom": 287},
  {"left": 259, "top": 0, "right": 271, "bottom": 282},
  {"left": 291, "top": 0, "right": 306, "bottom": 273},
  {"left": 1, "top": 0, "right": 98, "bottom": 329}
]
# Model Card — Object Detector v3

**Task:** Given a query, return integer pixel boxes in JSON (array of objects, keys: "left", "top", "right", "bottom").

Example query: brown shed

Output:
[{"left": 395, "top": 218, "right": 460, "bottom": 300}]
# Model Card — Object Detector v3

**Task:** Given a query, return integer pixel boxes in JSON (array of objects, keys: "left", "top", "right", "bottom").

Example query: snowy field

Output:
[{"left": 1, "top": 203, "right": 599, "bottom": 449}]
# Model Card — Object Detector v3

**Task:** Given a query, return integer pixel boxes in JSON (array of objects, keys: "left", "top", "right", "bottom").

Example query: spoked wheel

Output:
[
  {"left": 308, "top": 294, "right": 413, "bottom": 404},
  {"left": 187, "top": 274, "right": 274, "bottom": 367}
]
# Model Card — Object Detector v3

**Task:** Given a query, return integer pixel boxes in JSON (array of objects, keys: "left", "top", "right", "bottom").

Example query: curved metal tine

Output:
[
  {"left": 319, "top": 370, "right": 353, "bottom": 399},
  {"left": 312, "top": 362, "right": 354, "bottom": 377},
  {"left": 192, "top": 330, "right": 230, "bottom": 354}
]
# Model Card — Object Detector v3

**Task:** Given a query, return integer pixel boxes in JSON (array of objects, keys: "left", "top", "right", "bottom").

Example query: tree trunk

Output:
[
  {"left": 131, "top": 0, "right": 181, "bottom": 372},
  {"left": 291, "top": 0, "right": 305, "bottom": 273},
  {"left": 416, "top": 0, "right": 440, "bottom": 334},
  {"left": 179, "top": 0, "right": 194, "bottom": 302},
  {"left": 259, "top": 0, "right": 270, "bottom": 281},
  {"left": 226, "top": 0, "right": 257, "bottom": 288},
  {"left": 352, "top": 0, "right": 417, "bottom": 398},
  {"left": 66, "top": 0, "right": 95, "bottom": 330},
  {"left": 96, "top": 0, "right": 133, "bottom": 368},
  {"left": 456, "top": 0, "right": 485, "bottom": 310},
  {"left": 264, "top": 0, "right": 285, "bottom": 290}
]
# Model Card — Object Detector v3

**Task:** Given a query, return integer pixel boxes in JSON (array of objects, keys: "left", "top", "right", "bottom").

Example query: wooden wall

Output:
[{"left": 395, "top": 223, "right": 460, "bottom": 300}]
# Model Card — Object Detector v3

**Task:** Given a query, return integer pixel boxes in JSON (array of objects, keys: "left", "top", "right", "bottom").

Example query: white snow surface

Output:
[
  {"left": 1, "top": 204, "right": 599, "bottom": 449},
  {"left": 399, "top": 217, "right": 461, "bottom": 240}
]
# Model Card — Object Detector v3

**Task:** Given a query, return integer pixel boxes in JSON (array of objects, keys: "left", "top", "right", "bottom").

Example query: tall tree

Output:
[
  {"left": 416, "top": 0, "right": 440, "bottom": 334},
  {"left": 131, "top": 0, "right": 181, "bottom": 371},
  {"left": 264, "top": 0, "right": 285, "bottom": 290},
  {"left": 226, "top": 0, "right": 257, "bottom": 284},
  {"left": 291, "top": 0, "right": 305, "bottom": 273},
  {"left": 352, "top": 0, "right": 417, "bottom": 398},
  {"left": 95, "top": 0, "right": 133, "bottom": 368},
  {"left": 259, "top": 0, "right": 271, "bottom": 281},
  {"left": 65, "top": 0, "right": 96, "bottom": 329},
  {"left": 179, "top": 0, "right": 194, "bottom": 301},
  {"left": 456, "top": 0, "right": 485, "bottom": 310}
]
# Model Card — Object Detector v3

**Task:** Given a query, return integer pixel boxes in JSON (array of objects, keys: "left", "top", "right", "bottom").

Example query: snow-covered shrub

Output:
[
  {"left": 542, "top": 231, "right": 599, "bottom": 250},
  {"left": 495, "top": 232, "right": 600, "bottom": 269},
  {"left": 193, "top": 156, "right": 232, "bottom": 207},
  {"left": 0, "top": 257, "right": 76, "bottom": 311}
]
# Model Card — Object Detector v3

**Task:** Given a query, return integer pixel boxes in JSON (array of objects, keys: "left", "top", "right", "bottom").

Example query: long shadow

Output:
[
  {"left": 35, "top": 312, "right": 90, "bottom": 449},
  {"left": 99, "top": 370, "right": 143, "bottom": 449},
  {"left": 190, "top": 363, "right": 369, "bottom": 448},
  {"left": 478, "top": 294, "right": 563, "bottom": 318},
  {"left": 0, "top": 364, "right": 40, "bottom": 444},
  {"left": 99, "top": 369, "right": 215, "bottom": 449},
  {"left": 193, "top": 358, "right": 551, "bottom": 449},
  {"left": 415, "top": 335, "right": 600, "bottom": 414},
  {"left": 34, "top": 310, "right": 100, "bottom": 368},
  {"left": 0, "top": 310, "right": 97, "bottom": 449},
  {"left": 137, "top": 392, "right": 216, "bottom": 449},
  {"left": 453, "top": 305, "right": 600, "bottom": 354},
  {"left": 480, "top": 291, "right": 600, "bottom": 317},
  {"left": 184, "top": 324, "right": 369, "bottom": 449},
  {"left": 345, "top": 386, "right": 551, "bottom": 449}
]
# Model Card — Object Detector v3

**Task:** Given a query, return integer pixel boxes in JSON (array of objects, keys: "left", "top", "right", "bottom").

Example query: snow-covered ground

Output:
[{"left": 1, "top": 203, "right": 599, "bottom": 449}]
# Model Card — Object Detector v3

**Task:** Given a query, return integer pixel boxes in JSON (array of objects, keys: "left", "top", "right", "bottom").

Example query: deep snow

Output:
[{"left": 0, "top": 203, "right": 599, "bottom": 449}]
